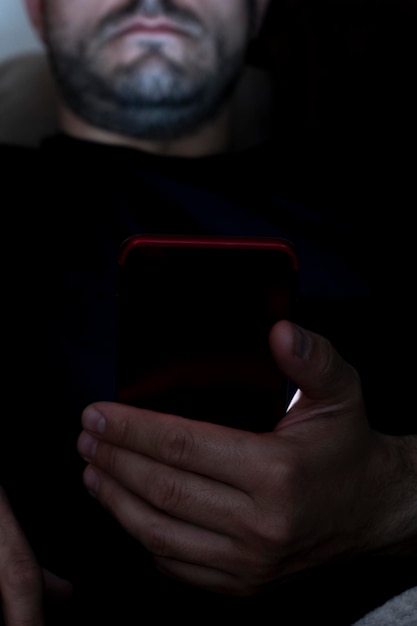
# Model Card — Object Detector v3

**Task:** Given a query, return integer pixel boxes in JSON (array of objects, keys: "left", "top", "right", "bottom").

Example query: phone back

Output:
[{"left": 117, "top": 235, "right": 298, "bottom": 431}]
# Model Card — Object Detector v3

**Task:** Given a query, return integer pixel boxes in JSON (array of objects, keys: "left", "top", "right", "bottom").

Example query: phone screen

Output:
[{"left": 117, "top": 235, "right": 298, "bottom": 432}]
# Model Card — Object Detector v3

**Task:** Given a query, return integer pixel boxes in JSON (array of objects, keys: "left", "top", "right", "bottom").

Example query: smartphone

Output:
[{"left": 117, "top": 234, "right": 299, "bottom": 432}]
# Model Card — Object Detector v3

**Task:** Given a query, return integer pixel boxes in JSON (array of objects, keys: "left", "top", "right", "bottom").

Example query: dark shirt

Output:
[{"left": 1, "top": 134, "right": 415, "bottom": 625}]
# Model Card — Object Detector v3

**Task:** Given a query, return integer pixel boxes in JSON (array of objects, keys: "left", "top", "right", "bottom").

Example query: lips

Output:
[{"left": 108, "top": 17, "right": 195, "bottom": 41}]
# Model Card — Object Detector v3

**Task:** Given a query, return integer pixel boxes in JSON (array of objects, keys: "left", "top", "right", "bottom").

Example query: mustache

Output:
[{"left": 96, "top": 0, "right": 204, "bottom": 40}]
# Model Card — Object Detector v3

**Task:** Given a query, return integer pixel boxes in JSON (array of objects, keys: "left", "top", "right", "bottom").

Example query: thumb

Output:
[{"left": 269, "top": 320, "right": 362, "bottom": 405}]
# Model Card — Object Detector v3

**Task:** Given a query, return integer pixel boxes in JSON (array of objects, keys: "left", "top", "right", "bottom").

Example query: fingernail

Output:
[
  {"left": 82, "top": 407, "right": 106, "bottom": 434},
  {"left": 78, "top": 432, "right": 97, "bottom": 461},
  {"left": 83, "top": 467, "right": 99, "bottom": 497},
  {"left": 294, "top": 325, "right": 312, "bottom": 359}
]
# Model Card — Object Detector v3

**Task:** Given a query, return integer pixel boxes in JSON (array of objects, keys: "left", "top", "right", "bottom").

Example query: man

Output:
[{"left": 1, "top": 1, "right": 416, "bottom": 625}]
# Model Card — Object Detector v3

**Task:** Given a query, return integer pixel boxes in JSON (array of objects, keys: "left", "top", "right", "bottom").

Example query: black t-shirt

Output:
[{"left": 1, "top": 134, "right": 415, "bottom": 625}]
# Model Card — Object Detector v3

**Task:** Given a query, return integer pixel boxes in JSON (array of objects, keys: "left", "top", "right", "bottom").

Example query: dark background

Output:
[{"left": 250, "top": 0, "right": 417, "bottom": 151}]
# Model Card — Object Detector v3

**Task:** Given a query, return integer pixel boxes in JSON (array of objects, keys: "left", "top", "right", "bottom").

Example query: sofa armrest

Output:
[{"left": 0, "top": 52, "right": 58, "bottom": 147}]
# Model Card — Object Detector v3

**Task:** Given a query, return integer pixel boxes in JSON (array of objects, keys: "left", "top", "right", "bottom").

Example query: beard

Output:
[{"left": 43, "top": 0, "right": 252, "bottom": 141}]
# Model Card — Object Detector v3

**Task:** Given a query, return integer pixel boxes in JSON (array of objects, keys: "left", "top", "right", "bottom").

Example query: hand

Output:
[
  {"left": 77, "top": 320, "right": 417, "bottom": 596},
  {"left": 0, "top": 488, "right": 73, "bottom": 626}
]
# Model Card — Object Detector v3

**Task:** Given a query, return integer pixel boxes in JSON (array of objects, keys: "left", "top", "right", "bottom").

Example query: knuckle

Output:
[
  {"left": 157, "top": 424, "right": 195, "bottom": 467},
  {"left": 252, "top": 509, "right": 286, "bottom": 548},
  {"left": 114, "top": 412, "right": 131, "bottom": 446},
  {"left": 152, "top": 471, "right": 187, "bottom": 512},
  {"left": 106, "top": 442, "right": 120, "bottom": 476},
  {"left": 143, "top": 521, "right": 171, "bottom": 556}
]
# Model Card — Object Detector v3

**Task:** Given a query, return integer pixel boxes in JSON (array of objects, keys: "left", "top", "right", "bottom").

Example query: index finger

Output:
[{"left": 81, "top": 402, "right": 267, "bottom": 488}]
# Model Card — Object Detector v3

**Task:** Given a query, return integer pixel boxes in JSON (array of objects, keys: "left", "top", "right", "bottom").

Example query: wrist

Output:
[{"left": 371, "top": 433, "right": 417, "bottom": 556}]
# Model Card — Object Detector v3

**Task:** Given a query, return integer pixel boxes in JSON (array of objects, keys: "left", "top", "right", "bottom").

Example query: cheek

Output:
[
  {"left": 207, "top": 3, "right": 251, "bottom": 52},
  {"left": 46, "top": 0, "right": 110, "bottom": 38},
  {"left": 179, "top": 0, "right": 251, "bottom": 46}
]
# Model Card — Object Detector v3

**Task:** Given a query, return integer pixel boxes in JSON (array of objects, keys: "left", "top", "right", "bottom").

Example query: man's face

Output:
[{"left": 38, "top": 0, "right": 268, "bottom": 141}]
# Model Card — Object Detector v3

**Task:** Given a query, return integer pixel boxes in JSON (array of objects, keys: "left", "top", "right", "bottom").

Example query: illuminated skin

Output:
[
  {"left": 25, "top": 0, "right": 270, "bottom": 155},
  {"left": 77, "top": 323, "right": 417, "bottom": 594}
]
